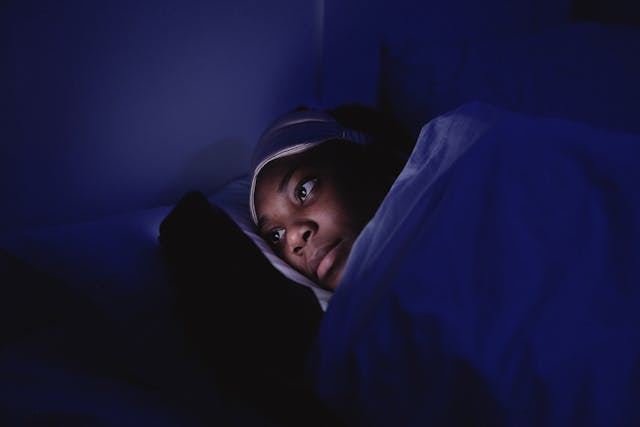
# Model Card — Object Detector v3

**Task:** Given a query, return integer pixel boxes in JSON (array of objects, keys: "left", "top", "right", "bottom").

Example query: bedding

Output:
[{"left": 310, "top": 102, "right": 640, "bottom": 427}]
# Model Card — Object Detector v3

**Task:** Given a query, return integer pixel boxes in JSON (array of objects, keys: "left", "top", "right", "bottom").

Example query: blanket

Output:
[{"left": 310, "top": 102, "right": 640, "bottom": 427}]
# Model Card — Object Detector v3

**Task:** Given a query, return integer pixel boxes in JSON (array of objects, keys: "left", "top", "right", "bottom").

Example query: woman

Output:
[{"left": 250, "top": 106, "right": 408, "bottom": 290}]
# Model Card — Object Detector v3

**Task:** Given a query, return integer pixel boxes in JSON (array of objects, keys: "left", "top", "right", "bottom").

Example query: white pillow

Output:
[{"left": 208, "top": 176, "right": 332, "bottom": 311}]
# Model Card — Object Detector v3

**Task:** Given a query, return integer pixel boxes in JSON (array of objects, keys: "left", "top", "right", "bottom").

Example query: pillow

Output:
[
  {"left": 208, "top": 176, "right": 333, "bottom": 310},
  {"left": 381, "top": 23, "right": 640, "bottom": 138}
]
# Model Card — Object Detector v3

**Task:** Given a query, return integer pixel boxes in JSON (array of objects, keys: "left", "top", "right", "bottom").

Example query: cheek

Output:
[{"left": 314, "top": 194, "right": 361, "bottom": 236}]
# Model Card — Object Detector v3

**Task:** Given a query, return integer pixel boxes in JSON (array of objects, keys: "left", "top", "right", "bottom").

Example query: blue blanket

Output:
[{"left": 310, "top": 103, "right": 640, "bottom": 427}]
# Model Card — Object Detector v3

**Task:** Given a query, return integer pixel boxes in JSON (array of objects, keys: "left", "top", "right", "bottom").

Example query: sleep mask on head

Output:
[{"left": 249, "top": 109, "right": 371, "bottom": 224}]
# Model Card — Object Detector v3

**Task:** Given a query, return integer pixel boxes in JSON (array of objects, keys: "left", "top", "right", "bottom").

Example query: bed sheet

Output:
[{"left": 311, "top": 102, "right": 640, "bottom": 427}]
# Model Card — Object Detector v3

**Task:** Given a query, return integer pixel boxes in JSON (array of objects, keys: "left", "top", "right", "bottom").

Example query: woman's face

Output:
[{"left": 254, "top": 143, "right": 365, "bottom": 290}]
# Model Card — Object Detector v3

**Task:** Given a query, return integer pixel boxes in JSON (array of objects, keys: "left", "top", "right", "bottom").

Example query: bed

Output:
[{"left": 3, "top": 3, "right": 640, "bottom": 426}]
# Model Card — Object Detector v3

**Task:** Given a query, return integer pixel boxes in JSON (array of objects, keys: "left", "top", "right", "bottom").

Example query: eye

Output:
[
  {"left": 269, "top": 228, "right": 285, "bottom": 245},
  {"left": 295, "top": 178, "right": 317, "bottom": 202}
]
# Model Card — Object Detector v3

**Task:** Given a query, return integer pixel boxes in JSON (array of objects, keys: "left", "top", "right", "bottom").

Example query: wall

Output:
[
  {"left": 321, "top": 0, "right": 573, "bottom": 108},
  {"left": 2, "top": 0, "right": 318, "bottom": 232},
  {"left": 3, "top": 0, "right": 579, "bottom": 233}
]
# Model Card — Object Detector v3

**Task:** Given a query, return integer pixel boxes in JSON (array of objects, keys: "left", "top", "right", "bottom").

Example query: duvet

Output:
[{"left": 310, "top": 103, "right": 640, "bottom": 427}]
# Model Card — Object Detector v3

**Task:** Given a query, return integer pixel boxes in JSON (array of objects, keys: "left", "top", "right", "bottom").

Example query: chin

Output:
[
  {"left": 320, "top": 270, "right": 342, "bottom": 291},
  {"left": 307, "top": 237, "right": 355, "bottom": 291},
  {"left": 319, "top": 245, "right": 350, "bottom": 291}
]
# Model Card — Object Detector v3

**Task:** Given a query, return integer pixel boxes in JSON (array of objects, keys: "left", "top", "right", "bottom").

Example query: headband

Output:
[{"left": 249, "top": 110, "right": 371, "bottom": 224}]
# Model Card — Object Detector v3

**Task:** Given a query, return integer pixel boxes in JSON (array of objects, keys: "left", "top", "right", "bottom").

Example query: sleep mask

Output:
[{"left": 249, "top": 109, "right": 371, "bottom": 224}]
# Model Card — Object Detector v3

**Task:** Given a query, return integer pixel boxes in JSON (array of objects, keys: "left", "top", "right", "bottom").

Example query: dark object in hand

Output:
[{"left": 159, "top": 191, "right": 341, "bottom": 427}]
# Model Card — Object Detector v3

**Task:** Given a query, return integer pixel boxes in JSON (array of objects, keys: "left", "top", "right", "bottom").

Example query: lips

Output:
[{"left": 309, "top": 239, "right": 342, "bottom": 282}]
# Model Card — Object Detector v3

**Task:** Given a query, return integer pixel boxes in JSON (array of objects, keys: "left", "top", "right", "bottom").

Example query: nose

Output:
[{"left": 287, "top": 222, "right": 315, "bottom": 255}]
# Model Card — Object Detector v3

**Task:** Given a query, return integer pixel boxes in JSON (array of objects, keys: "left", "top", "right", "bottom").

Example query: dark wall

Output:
[
  {"left": 573, "top": 0, "right": 640, "bottom": 26},
  {"left": 3, "top": 0, "right": 317, "bottom": 233},
  {"left": 321, "top": 0, "right": 572, "bottom": 108},
  {"left": 8, "top": 0, "right": 629, "bottom": 233}
]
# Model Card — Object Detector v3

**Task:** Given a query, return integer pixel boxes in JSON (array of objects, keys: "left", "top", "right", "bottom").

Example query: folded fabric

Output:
[{"left": 311, "top": 102, "right": 640, "bottom": 427}]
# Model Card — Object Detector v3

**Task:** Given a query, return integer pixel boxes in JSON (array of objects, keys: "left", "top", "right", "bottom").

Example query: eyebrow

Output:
[
  {"left": 278, "top": 164, "right": 298, "bottom": 194},
  {"left": 257, "top": 215, "right": 268, "bottom": 232}
]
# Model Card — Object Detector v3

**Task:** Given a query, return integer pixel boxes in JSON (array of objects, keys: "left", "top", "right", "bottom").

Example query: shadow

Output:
[{"left": 0, "top": 247, "right": 92, "bottom": 348}]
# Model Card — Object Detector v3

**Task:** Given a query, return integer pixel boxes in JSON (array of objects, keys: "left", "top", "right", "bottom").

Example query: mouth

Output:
[{"left": 313, "top": 239, "right": 343, "bottom": 283}]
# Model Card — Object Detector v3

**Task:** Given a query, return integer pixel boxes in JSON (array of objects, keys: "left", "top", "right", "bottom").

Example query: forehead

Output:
[
  {"left": 261, "top": 152, "right": 301, "bottom": 177},
  {"left": 253, "top": 153, "right": 303, "bottom": 227},
  {"left": 256, "top": 153, "right": 302, "bottom": 192},
  {"left": 253, "top": 152, "right": 302, "bottom": 211}
]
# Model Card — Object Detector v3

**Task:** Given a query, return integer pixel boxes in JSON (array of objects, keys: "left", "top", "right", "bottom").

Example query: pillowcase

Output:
[
  {"left": 381, "top": 23, "right": 640, "bottom": 138},
  {"left": 208, "top": 176, "right": 333, "bottom": 310}
]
